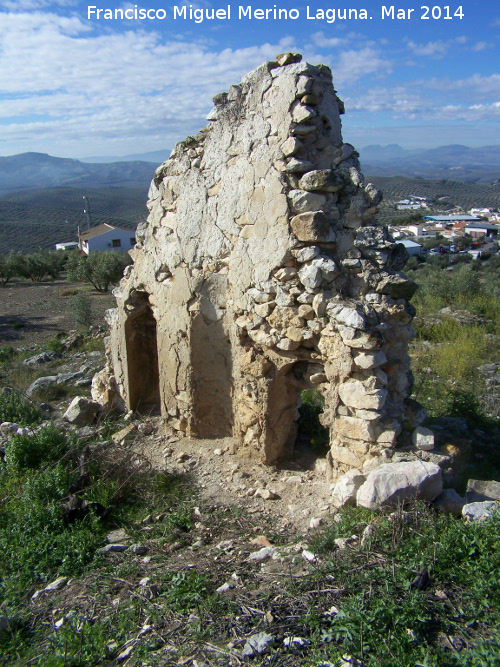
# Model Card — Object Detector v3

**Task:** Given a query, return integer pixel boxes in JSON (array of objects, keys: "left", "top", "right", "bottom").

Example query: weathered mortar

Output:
[{"left": 93, "top": 53, "right": 422, "bottom": 479}]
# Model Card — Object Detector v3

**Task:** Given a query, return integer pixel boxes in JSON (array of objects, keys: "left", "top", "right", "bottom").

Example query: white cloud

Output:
[
  {"left": 347, "top": 86, "right": 424, "bottom": 118},
  {"left": 348, "top": 78, "right": 500, "bottom": 124},
  {"left": 472, "top": 41, "right": 494, "bottom": 52},
  {"left": 330, "top": 48, "right": 392, "bottom": 86},
  {"left": 0, "top": 0, "right": 76, "bottom": 9},
  {"left": 310, "top": 31, "right": 348, "bottom": 48},
  {"left": 406, "top": 36, "right": 467, "bottom": 58},
  {"left": 436, "top": 102, "right": 500, "bottom": 122},
  {"left": 0, "top": 10, "right": 299, "bottom": 155},
  {"left": 423, "top": 73, "right": 500, "bottom": 99}
]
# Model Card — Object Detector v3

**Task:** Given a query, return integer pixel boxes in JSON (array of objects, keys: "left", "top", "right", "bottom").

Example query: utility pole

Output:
[{"left": 82, "top": 195, "right": 92, "bottom": 229}]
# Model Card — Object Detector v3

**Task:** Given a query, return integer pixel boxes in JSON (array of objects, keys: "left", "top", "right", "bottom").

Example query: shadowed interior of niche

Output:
[
  {"left": 125, "top": 292, "right": 161, "bottom": 414},
  {"left": 265, "top": 360, "right": 330, "bottom": 464},
  {"left": 296, "top": 388, "right": 330, "bottom": 457}
]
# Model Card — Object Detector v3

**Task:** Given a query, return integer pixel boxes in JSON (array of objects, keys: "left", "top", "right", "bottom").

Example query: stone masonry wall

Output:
[{"left": 93, "top": 53, "right": 420, "bottom": 479}]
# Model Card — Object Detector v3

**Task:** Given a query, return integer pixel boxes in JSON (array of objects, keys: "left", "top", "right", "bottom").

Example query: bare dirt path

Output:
[{"left": 133, "top": 418, "right": 334, "bottom": 535}]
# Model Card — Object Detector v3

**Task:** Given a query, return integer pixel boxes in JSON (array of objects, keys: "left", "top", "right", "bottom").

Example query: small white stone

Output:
[{"left": 412, "top": 426, "right": 435, "bottom": 451}]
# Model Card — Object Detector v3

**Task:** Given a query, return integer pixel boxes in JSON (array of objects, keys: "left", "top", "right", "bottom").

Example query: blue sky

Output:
[{"left": 0, "top": 0, "right": 498, "bottom": 158}]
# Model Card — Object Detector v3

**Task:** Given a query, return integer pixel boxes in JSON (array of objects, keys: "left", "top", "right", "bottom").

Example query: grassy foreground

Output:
[{"left": 0, "top": 395, "right": 499, "bottom": 666}]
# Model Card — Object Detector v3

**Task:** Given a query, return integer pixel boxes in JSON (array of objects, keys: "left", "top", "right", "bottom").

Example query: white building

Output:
[
  {"left": 396, "top": 199, "right": 422, "bottom": 211},
  {"left": 403, "top": 225, "right": 438, "bottom": 238},
  {"left": 55, "top": 242, "right": 79, "bottom": 251},
  {"left": 78, "top": 224, "right": 136, "bottom": 255},
  {"left": 469, "top": 208, "right": 491, "bottom": 217},
  {"left": 398, "top": 239, "right": 422, "bottom": 257}
]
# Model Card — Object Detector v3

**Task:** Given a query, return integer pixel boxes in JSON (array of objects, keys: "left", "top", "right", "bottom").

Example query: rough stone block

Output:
[
  {"left": 331, "top": 469, "right": 366, "bottom": 508},
  {"left": 63, "top": 396, "right": 103, "bottom": 426},
  {"left": 290, "top": 211, "right": 330, "bottom": 242},
  {"left": 412, "top": 426, "right": 435, "bottom": 451},
  {"left": 334, "top": 416, "right": 376, "bottom": 442},
  {"left": 356, "top": 461, "right": 443, "bottom": 509}
]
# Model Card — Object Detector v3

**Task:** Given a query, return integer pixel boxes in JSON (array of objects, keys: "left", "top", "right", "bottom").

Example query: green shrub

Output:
[
  {"left": 297, "top": 388, "right": 330, "bottom": 455},
  {"left": 0, "top": 464, "right": 104, "bottom": 592},
  {"left": 46, "top": 338, "right": 64, "bottom": 354},
  {"left": 68, "top": 291, "right": 93, "bottom": 329},
  {"left": 0, "top": 391, "right": 44, "bottom": 426},
  {"left": 5, "top": 425, "right": 70, "bottom": 471},
  {"left": 0, "top": 346, "right": 16, "bottom": 364}
]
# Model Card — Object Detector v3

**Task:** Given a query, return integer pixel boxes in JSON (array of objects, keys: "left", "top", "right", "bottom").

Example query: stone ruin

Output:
[{"left": 93, "top": 53, "right": 422, "bottom": 480}]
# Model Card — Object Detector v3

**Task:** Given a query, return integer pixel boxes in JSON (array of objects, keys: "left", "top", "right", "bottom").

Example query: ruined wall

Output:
[{"left": 94, "top": 53, "right": 420, "bottom": 478}]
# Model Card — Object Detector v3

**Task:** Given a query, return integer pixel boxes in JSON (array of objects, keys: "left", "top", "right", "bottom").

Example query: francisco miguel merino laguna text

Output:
[{"left": 87, "top": 5, "right": 465, "bottom": 22}]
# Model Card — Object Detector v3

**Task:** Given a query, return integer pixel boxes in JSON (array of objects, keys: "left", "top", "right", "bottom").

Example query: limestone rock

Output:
[
  {"left": 338, "top": 381, "right": 387, "bottom": 411},
  {"left": 276, "top": 52, "right": 301, "bottom": 66},
  {"left": 329, "top": 305, "right": 366, "bottom": 330},
  {"left": 290, "top": 211, "right": 330, "bottom": 242},
  {"left": 334, "top": 416, "right": 376, "bottom": 442},
  {"left": 242, "top": 632, "right": 275, "bottom": 657},
  {"left": 63, "top": 396, "right": 103, "bottom": 426},
  {"left": 412, "top": 426, "right": 435, "bottom": 451},
  {"left": 0, "top": 422, "right": 21, "bottom": 436},
  {"left": 295, "top": 245, "right": 320, "bottom": 263},
  {"left": 465, "top": 479, "right": 500, "bottom": 503},
  {"left": 462, "top": 501, "right": 498, "bottom": 522},
  {"left": 356, "top": 461, "right": 443, "bottom": 509},
  {"left": 44, "top": 576, "right": 68, "bottom": 592},
  {"left": 288, "top": 190, "right": 327, "bottom": 213},
  {"left": 331, "top": 469, "right": 366, "bottom": 507},
  {"left": 286, "top": 158, "right": 315, "bottom": 173},
  {"left": 298, "top": 170, "right": 344, "bottom": 192},
  {"left": 248, "top": 546, "right": 276, "bottom": 561},
  {"left": 353, "top": 351, "right": 387, "bottom": 369},
  {"left": 26, "top": 376, "right": 58, "bottom": 398},
  {"left": 111, "top": 424, "right": 136, "bottom": 444},
  {"left": 23, "top": 351, "right": 61, "bottom": 365}
]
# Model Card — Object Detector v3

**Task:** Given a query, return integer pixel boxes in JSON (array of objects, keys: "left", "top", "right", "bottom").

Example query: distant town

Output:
[{"left": 390, "top": 199, "right": 500, "bottom": 259}]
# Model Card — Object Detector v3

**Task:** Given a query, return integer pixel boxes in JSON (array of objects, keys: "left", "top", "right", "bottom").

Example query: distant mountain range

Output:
[
  {"left": 0, "top": 152, "right": 157, "bottom": 194},
  {"left": 80, "top": 149, "right": 171, "bottom": 164},
  {"left": 0, "top": 145, "right": 499, "bottom": 195},
  {"left": 359, "top": 144, "right": 500, "bottom": 184}
]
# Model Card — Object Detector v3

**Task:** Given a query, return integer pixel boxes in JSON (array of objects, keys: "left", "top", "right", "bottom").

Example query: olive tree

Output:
[{"left": 67, "top": 251, "right": 132, "bottom": 292}]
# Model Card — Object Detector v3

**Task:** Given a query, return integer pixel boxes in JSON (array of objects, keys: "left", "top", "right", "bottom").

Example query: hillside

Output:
[
  {"left": 0, "top": 187, "right": 148, "bottom": 254},
  {"left": 368, "top": 175, "right": 500, "bottom": 224},
  {"left": 1, "top": 177, "right": 500, "bottom": 254},
  {"left": 0, "top": 152, "right": 157, "bottom": 194},
  {"left": 360, "top": 144, "right": 500, "bottom": 184}
]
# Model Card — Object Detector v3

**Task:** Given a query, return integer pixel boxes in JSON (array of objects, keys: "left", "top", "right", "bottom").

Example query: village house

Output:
[
  {"left": 78, "top": 224, "right": 136, "bottom": 255},
  {"left": 469, "top": 208, "right": 492, "bottom": 218},
  {"left": 401, "top": 224, "right": 438, "bottom": 238}
]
